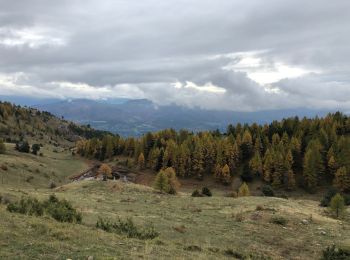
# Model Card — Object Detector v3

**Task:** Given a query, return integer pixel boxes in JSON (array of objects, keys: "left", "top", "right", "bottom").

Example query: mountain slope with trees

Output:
[{"left": 77, "top": 112, "right": 350, "bottom": 194}]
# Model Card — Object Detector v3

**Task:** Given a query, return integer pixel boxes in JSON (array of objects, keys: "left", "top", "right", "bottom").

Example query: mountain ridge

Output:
[{"left": 34, "top": 98, "right": 333, "bottom": 136}]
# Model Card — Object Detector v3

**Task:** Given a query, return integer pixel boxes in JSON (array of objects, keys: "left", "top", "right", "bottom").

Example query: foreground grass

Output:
[
  {"left": 1, "top": 145, "right": 349, "bottom": 259},
  {"left": 1, "top": 178, "right": 349, "bottom": 259}
]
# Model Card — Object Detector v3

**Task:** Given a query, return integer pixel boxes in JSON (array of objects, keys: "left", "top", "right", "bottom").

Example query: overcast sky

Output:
[{"left": 0, "top": 0, "right": 349, "bottom": 111}]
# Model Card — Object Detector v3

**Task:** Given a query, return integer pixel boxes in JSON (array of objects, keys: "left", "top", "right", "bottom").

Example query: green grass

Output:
[
  {"left": 0, "top": 146, "right": 349, "bottom": 259},
  {"left": 1, "top": 179, "right": 349, "bottom": 259},
  {"left": 0, "top": 143, "right": 89, "bottom": 189}
]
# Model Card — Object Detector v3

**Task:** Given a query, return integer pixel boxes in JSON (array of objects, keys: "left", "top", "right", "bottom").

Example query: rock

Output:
[
  {"left": 87, "top": 257, "right": 94, "bottom": 260},
  {"left": 320, "top": 231, "right": 326, "bottom": 235},
  {"left": 301, "top": 219, "right": 309, "bottom": 225}
]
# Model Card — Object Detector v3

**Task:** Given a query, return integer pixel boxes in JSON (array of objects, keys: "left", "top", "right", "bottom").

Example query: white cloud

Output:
[
  {"left": 223, "top": 51, "right": 317, "bottom": 85},
  {"left": 0, "top": 27, "right": 67, "bottom": 48}
]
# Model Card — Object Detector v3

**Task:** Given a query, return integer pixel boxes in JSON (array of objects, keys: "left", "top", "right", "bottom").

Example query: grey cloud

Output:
[{"left": 0, "top": 0, "right": 349, "bottom": 111}]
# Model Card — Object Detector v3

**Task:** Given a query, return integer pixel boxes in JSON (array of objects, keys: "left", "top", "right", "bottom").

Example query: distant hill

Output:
[
  {"left": 36, "top": 98, "right": 332, "bottom": 136},
  {"left": 0, "top": 101, "right": 112, "bottom": 146}
]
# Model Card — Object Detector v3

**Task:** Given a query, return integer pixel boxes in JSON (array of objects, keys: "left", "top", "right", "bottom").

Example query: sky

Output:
[{"left": 0, "top": 0, "right": 350, "bottom": 111}]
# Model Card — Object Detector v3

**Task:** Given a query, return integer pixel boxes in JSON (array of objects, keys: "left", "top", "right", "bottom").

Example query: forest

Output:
[{"left": 76, "top": 112, "right": 350, "bottom": 193}]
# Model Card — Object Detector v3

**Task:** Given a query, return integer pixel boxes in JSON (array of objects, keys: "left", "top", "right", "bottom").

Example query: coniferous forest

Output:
[{"left": 77, "top": 112, "right": 350, "bottom": 193}]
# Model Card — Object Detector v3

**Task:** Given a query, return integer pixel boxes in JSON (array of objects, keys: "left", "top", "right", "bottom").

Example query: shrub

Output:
[
  {"left": 44, "top": 195, "right": 82, "bottom": 223},
  {"left": 1, "top": 164, "right": 8, "bottom": 171},
  {"left": 96, "top": 217, "right": 159, "bottom": 240},
  {"left": 31, "top": 144, "right": 41, "bottom": 155},
  {"left": 49, "top": 182, "right": 57, "bottom": 189},
  {"left": 191, "top": 190, "right": 201, "bottom": 197},
  {"left": 270, "top": 216, "right": 288, "bottom": 226},
  {"left": 7, "top": 195, "right": 82, "bottom": 223},
  {"left": 262, "top": 185, "right": 274, "bottom": 197},
  {"left": 15, "top": 141, "right": 30, "bottom": 153},
  {"left": 322, "top": 245, "right": 350, "bottom": 260},
  {"left": 320, "top": 188, "right": 337, "bottom": 207},
  {"left": 202, "top": 187, "right": 212, "bottom": 197},
  {"left": 7, "top": 197, "right": 44, "bottom": 216}
]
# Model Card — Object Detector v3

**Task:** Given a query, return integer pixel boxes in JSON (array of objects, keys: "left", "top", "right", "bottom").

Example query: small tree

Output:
[
  {"left": 221, "top": 164, "right": 231, "bottom": 185},
  {"left": 164, "top": 167, "right": 180, "bottom": 194},
  {"left": 153, "top": 170, "right": 170, "bottom": 193},
  {"left": 31, "top": 144, "right": 41, "bottom": 155},
  {"left": 137, "top": 152, "right": 145, "bottom": 170},
  {"left": 238, "top": 182, "right": 250, "bottom": 197},
  {"left": 330, "top": 193, "right": 345, "bottom": 218},
  {"left": 98, "top": 164, "right": 112, "bottom": 179},
  {"left": 0, "top": 139, "right": 5, "bottom": 154}
]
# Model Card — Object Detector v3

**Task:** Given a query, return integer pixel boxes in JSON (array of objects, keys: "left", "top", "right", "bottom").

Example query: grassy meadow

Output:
[{"left": 0, "top": 143, "right": 349, "bottom": 259}]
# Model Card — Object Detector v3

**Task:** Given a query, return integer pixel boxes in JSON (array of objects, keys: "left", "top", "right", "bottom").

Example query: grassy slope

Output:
[
  {"left": 0, "top": 143, "right": 88, "bottom": 189},
  {"left": 0, "top": 145, "right": 349, "bottom": 259}
]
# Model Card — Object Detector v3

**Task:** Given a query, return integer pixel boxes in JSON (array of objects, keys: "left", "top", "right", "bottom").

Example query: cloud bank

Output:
[{"left": 0, "top": 0, "right": 349, "bottom": 111}]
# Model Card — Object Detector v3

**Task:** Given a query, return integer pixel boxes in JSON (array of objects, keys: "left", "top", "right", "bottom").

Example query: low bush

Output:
[
  {"left": 7, "top": 197, "right": 44, "bottom": 216},
  {"left": 43, "top": 195, "right": 82, "bottom": 223},
  {"left": 320, "top": 188, "right": 338, "bottom": 207},
  {"left": 96, "top": 217, "right": 159, "bottom": 240},
  {"left": 202, "top": 187, "right": 212, "bottom": 197},
  {"left": 322, "top": 245, "right": 350, "bottom": 260},
  {"left": 15, "top": 141, "right": 30, "bottom": 153},
  {"left": 1, "top": 164, "right": 8, "bottom": 171},
  {"left": 31, "top": 144, "right": 41, "bottom": 155},
  {"left": 270, "top": 216, "right": 288, "bottom": 226},
  {"left": 7, "top": 195, "right": 82, "bottom": 223},
  {"left": 191, "top": 190, "right": 202, "bottom": 197},
  {"left": 262, "top": 185, "right": 274, "bottom": 197}
]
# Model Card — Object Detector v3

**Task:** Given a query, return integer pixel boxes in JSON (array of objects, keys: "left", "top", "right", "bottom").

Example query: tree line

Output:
[{"left": 76, "top": 112, "right": 350, "bottom": 193}]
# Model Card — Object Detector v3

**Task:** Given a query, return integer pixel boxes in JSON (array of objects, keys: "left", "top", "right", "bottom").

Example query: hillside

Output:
[
  {"left": 0, "top": 176, "right": 349, "bottom": 259},
  {"left": 0, "top": 102, "right": 349, "bottom": 259},
  {"left": 0, "top": 101, "right": 112, "bottom": 147}
]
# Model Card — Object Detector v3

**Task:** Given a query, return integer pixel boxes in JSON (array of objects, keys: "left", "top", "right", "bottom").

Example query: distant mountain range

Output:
[
  {"left": 24, "top": 98, "right": 331, "bottom": 136},
  {"left": 0, "top": 95, "right": 335, "bottom": 136}
]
